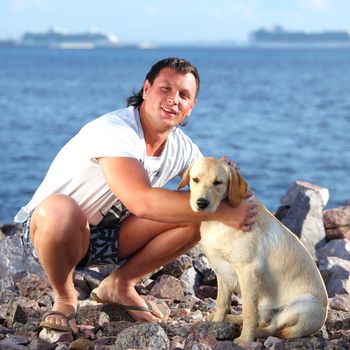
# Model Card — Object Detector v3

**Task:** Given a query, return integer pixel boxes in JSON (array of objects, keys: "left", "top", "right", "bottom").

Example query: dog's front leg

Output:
[
  {"left": 234, "top": 265, "right": 261, "bottom": 346},
  {"left": 210, "top": 275, "right": 232, "bottom": 322}
]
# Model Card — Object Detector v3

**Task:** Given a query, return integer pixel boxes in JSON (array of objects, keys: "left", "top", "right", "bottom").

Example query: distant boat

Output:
[
  {"left": 19, "top": 28, "right": 122, "bottom": 49},
  {"left": 0, "top": 39, "right": 16, "bottom": 48},
  {"left": 251, "top": 26, "right": 350, "bottom": 48},
  {"left": 137, "top": 42, "right": 159, "bottom": 49}
]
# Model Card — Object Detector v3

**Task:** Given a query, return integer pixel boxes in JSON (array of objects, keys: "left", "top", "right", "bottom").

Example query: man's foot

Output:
[
  {"left": 40, "top": 300, "right": 78, "bottom": 334},
  {"left": 90, "top": 283, "right": 169, "bottom": 322}
]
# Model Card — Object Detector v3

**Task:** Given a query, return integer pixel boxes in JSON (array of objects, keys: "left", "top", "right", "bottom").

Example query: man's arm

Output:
[{"left": 98, "top": 157, "right": 256, "bottom": 230}]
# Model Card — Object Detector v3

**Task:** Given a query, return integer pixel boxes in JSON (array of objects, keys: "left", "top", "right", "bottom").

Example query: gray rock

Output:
[
  {"left": 319, "top": 256, "right": 350, "bottom": 296},
  {"left": 0, "top": 224, "right": 21, "bottom": 239},
  {"left": 213, "top": 341, "right": 235, "bottom": 350},
  {"left": 263, "top": 336, "right": 284, "bottom": 348},
  {"left": 325, "top": 225, "right": 350, "bottom": 241},
  {"left": 316, "top": 238, "right": 350, "bottom": 261},
  {"left": 6, "top": 301, "right": 27, "bottom": 326},
  {"left": 329, "top": 294, "right": 350, "bottom": 312},
  {"left": 28, "top": 337, "right": 56, "bottom": 350},
  {"left": 114, "top": 322, "right": 170, "bottom": 350},
  {"left": 0, "top": 338, "right": 29, "bottom": 350},
  {"left": 323, "top": 205, "right": 350, "bottom": 228},
  {"left": 186, "top": 245, "right": 203, "bottom": 259},
  {"left": 55, "top": 344, "right": 70, "bottom": 350},
  {"left": 15, "top": 273, "right": 51, "bottom": 300},
  {"left": 156, "top": 255, "right": 193, "bottom": 278},
  {"left": 281, "top": 189, "right": 327, "bottom": 258},
  {"left": 0, "top": 231, "right": 44, "bottom": 290},
  {"left": 184, "top": 332, "right": 217, "bottom": 350},
  {"left": 280, "top": 180, "right": 329, "bottom": 207},
  {"left": 193, "top": 256, "right": 211, "bottom": 275},
  {"left": 69, "top": 338, "right": 94, "bottom": 350},
  {"left": 180, "top": 267, "right": 202, "bottom": 296},
  {"left": 94, "top": 336, "right": 117, "bottom": 348},
  {"left": 38, "top": 327, "right": 74, "bottom": 344},
  {"left": 193, "top": 256, "right": 217, "bottom": 286},
  {"left": 149, "top": 275, "right": 184, "bottom": 301},
  {"left": 3, "top": 335, "right": 30, "bottom": 346},
  {"left": 191, "top": 321, "right": 240, "bottom": 341},
  {"left": 195, "top": 285, "right": 217, "bottom": 300},
  {"left": 326, "top": 308, "right": 350, "bottom": 331}
]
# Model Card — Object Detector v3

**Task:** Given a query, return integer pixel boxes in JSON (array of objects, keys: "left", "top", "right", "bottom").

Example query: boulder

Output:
[
  {"left": 149, "top": 275, "right": 184, "bottom": 301},
  {"left": 316, "top": 238, "right": 350, "bottom": 261},
  {"left": 277, "top": 181, "right": 329, "bottom": 258},
  {"left": 318, "top": 256, "right": 350, "bottom": 296},
  {"left": 323, "top": 204, "right": 350, "bottom": 241},
  {"left": 114, "top": 322, "right": 170, "bottom": 350},
  {"left": 280, "top": 180, "right": 329, "bottom": 207},
  {"left": 0, "top": 230, "right": 44, "bottom": 290}
]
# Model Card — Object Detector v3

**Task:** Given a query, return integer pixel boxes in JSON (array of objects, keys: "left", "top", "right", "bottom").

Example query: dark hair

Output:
[{"left": 126, "top": 57, "right": 200, "bottom": 107}]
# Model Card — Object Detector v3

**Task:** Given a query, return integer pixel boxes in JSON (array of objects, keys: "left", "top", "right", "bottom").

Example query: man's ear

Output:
[
  {"left": 142, "top": 80, "right": 151, "bottom": 99},
  {"left": 186, "top": 98, "right": 196, "bottom": 117},
  {"left": 227, "top": 167, "right": 248, "bottom": 207},
  {"left": 177, "top": 165, "right": 192, "bottom": 190}
]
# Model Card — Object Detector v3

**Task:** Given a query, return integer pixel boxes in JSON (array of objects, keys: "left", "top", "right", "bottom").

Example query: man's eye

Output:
[
  {"left": 192, "top": 177, "right": 199, "bottom": 183},
  {"left": 213, "top": 180, "right": 223, "bottom": 186}
]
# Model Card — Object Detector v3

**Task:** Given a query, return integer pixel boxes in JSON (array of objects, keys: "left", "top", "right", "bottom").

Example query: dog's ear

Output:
[
  {"left": 177, "top": 165, "right": 192, "bottom": 190},
  {"left": 227, "top": 167, "right": 248, "bottom": 207}
]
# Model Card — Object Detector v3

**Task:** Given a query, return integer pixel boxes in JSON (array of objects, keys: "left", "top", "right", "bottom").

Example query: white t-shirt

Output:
[{"left": 14, "top": 106, "right": 202, "bottom": 225}]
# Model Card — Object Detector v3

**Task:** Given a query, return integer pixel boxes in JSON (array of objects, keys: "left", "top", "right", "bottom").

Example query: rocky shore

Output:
[{"left": 0, "top": 181, "right": 349, "bottom": 350}]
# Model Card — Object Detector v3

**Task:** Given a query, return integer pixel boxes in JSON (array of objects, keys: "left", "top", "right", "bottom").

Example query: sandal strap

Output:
[
  {"left": 41, "top": 310, "right": 76, "bottom": 321},
  {"left": 116, "top": 299, "right": 154, "bottom": 313}
]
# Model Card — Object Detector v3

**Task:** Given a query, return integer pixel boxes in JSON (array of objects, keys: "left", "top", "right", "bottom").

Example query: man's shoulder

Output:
[
  {"left": 83, "top": 107, "right": 140, "bottom": 133},
  {"left": 96, "top": 106, "right": 138, "bottom": 125}
]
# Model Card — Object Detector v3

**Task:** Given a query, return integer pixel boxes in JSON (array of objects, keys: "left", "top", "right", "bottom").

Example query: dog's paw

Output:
[
  {"left": 205, "top": 312, "right": 215, "bottom": 321},
  {"left": 234, "top": 335, "right": 254, "bottom": 347},
  {"left": 205, "top": 311, "right": 225, "bottom": 322}
]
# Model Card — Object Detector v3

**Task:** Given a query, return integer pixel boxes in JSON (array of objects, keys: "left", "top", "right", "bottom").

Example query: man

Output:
[{"left": 15, "top": 57, "right": 257, "bottom": 333}]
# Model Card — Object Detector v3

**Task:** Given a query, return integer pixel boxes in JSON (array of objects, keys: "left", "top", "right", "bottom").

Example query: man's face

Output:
[{"left": 141, "top": 67, "right": 197, "bottom": 130}]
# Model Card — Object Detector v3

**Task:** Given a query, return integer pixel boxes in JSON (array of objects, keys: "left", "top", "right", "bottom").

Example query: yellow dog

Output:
[{"left": 178, "top": 157, "right": 328, "bottom": 346}]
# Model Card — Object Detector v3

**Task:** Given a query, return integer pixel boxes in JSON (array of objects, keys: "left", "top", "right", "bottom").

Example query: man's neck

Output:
[{"left": 139, "top": 106, "right": 171, "bottom": 157}]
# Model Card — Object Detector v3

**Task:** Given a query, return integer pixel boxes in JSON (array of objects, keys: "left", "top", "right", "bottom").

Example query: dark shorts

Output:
[{"left": 20, "top": 204, "right": 130, "bottom": 269}]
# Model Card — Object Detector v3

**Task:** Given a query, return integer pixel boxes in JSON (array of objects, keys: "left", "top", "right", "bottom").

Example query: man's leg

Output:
[
  {"left": 92, "top": 214, "right": 201, "bottom": 322},
  {"left": 30, "top": 194, "right": 90, "bottom": 333}
]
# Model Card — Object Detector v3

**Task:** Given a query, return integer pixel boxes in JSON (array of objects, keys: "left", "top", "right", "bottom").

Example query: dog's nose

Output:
[{"left": 196, "top": 198, "right": 210, "bottom": 209}]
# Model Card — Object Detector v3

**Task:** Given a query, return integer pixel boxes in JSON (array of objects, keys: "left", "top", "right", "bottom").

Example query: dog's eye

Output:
[
  {"left": 213, "top": 180, "right": 223, "bottom": 186},
  {"left": 192, "top": 177, "right": 199, "bottom": 183}
]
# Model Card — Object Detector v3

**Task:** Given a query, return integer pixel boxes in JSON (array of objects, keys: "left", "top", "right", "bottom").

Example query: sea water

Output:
[{"left": 0, "top": 47, "right": 349, "bottom": 223}]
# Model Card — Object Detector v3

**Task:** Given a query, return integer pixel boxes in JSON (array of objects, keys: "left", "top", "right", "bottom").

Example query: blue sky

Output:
[{"left": 1, "top": 0, "right": 350, "bottom": 44}]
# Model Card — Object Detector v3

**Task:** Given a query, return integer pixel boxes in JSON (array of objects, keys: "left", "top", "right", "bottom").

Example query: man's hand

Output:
[{"left": 217, "top": 191, "right": 257, "bottom": 232}]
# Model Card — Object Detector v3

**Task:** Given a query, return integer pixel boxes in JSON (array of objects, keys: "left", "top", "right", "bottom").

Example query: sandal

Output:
[{"left": 40, "top": 310, "right": 77, "bottom": 333}]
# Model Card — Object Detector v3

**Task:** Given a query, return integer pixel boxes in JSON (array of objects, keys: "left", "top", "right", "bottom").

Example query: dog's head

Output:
[{"left": 178, "top": 157, "right": 248, "bottom": 212}]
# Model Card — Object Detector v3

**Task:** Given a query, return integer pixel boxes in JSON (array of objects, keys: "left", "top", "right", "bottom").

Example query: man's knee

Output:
[{"left": 31, "top": 195, "right": 87, "bottom": 245}]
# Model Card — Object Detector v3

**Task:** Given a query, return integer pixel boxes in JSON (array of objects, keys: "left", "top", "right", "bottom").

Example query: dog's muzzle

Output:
[{"left": 196, "top": 198, "right": 210, "bottom": 210}]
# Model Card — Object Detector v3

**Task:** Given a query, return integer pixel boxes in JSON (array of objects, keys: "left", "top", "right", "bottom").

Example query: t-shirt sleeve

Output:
[{"left": 81, "top": 118, "right": 143, "bottom": 160}]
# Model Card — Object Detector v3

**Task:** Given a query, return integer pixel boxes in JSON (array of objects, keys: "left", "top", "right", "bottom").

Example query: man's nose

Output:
[{"left": 167, "top": 92, "right": 179, "bottom": 104}]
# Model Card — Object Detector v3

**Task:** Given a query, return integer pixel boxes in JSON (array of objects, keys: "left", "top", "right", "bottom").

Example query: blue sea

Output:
[{"left": 1, "top": 47, "right": 349, "bottom": 223}]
